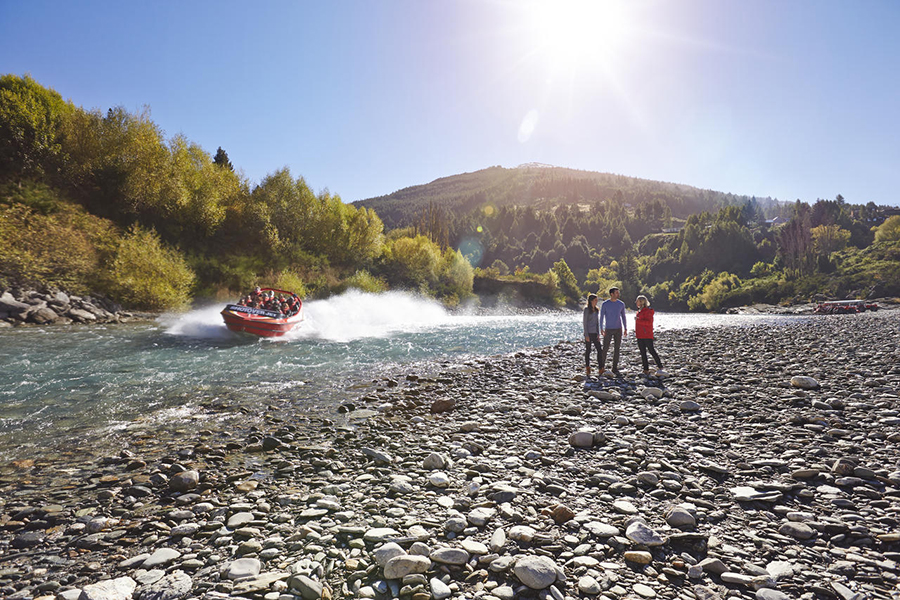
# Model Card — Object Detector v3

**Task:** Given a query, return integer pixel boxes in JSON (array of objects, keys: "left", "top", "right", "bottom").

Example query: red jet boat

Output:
[{"left": 221, "top": 288, "right": 304, "bottom": 337}]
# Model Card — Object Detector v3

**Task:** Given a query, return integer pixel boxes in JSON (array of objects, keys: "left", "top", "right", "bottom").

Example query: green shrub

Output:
[
  {"left": 875, "top": 216, "right": 900, "bottom": 244},
  {"left": 750, "top": 261, "right": 774, "bottom": 278},
  {"left": 438, "top": 248, "right": 474, "bottom": 300},
  {"left": 342, "top": 269, "right": 388, "bottom": 294},
  {"left": 692, "top": 272, "right": 742, "bottom": 311},
  {"left": 490, "top": 259, "right": 510, "bottom": 276},
  {"left": 105, "top": 225, "right": 195, "bottom": 310},
  {"left": 271, "top": 270, "right": 308, "bottom": 298},
  {"left": 0, "top": 184, "right": 116, "bottom": 292},
  {"left": 380, "top": 235, "right": 441, "bottom": 292}
]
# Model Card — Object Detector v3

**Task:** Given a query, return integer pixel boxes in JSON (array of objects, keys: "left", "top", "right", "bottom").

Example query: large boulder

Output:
[
  {"left": 28, "top": 306, "right": 60, "bottom": 324},
  {"left": 0, "top": 293, "right": 30, "bottom": 315},
  {"left": 68, "top": 308, "right": 98, "bottom": 323}
]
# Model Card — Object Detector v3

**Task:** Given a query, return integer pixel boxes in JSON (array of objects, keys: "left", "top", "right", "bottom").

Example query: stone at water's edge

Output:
[
  {"left": 1, "top": 310, "right": 899, "bottom": 600},
  {"left": 168, "top": 469, "right": 199, "bottom": 492}
]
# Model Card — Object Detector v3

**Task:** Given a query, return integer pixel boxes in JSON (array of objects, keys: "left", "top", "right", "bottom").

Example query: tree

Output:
[
  {"left": 615, "top": 251, "right": 640, "bottom": 304},
  {"left": 777, "top": 202, "right": 814, "bottom": 277},
  {"left": 106, "top": 225, "right": 195, "bottom": 310},
  {"left": 380, "top": 235, "right": 442, "bottom": 292},
  {"left": 213, "top": 146, "right": 234, "bottom": 171},
  {"left": 691, "top": 271, "right": 742, "bottom": 311},
  {"left": 552, "top": 259, "right": 581, "bottom": 306},
  {"left": 491, "top": 259, "right": 510, "bottom": 276},
  {"left": 811, "top": 224, "right": 851, "bottom": 256},
  {"left": 875, "top": 215, "right": 900, "bottom": 244},
  {"left": 437, "top": 248, "right": 475, "bottom": 303},
  {"left": 0, "top": 74, "right": 74, "bottom": 182}
]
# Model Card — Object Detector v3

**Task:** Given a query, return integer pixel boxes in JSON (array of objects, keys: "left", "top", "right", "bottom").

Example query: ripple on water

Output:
[{"left": 0, "top": 290, "right": 820, "bottom": 461}]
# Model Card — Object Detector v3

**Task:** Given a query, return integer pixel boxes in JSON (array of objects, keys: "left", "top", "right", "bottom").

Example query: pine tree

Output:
[{"left": 213, "top": 146, "right": 234, "bottom": 171}]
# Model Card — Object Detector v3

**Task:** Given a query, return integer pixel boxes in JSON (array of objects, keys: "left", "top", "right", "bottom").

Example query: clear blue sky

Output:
[{"left": 2, "top": 0, "right": 898, "bottom": 206}]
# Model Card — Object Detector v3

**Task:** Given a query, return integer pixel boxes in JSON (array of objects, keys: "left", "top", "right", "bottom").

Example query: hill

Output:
[
  {"left": 2, "top": 74, "right": 897, "bottom": 314},
  {"left": 353, "top": 164, "right": 781, "bottom": 231}
]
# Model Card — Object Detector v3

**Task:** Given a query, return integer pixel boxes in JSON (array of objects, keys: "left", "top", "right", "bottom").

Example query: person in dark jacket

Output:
[
  {"left": 635, "top": 295, "right": 665, "bottom": 377},
  {"left": 583, "top": 294, "right": 601, "bottom": 378}
]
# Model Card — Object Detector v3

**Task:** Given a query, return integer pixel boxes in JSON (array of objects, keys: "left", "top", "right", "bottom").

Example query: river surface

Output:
[{"left": 0, "top": 291, "right": 812, "bottom": 462}]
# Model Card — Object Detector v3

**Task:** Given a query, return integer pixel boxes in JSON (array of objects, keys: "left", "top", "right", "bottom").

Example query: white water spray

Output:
[
  {"left": 289, "top": 290, "right": 449, "bottom": 342},
  {"left": 161, "top": 290, "right": 450, "bottom": 342},
  {"left": 160, "top": 305, "right": 235, "bottom": 339}
]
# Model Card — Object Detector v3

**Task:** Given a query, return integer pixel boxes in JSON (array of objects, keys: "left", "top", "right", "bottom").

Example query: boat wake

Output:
[
  {"left": 159, "top": 306, "right": 235, "bottom": 339},
  {"left": 288, "top": 290, "right": 449, "bottom": 343},
  {"left": 161, "top": 290, "right": 450, "bottom": 343}
]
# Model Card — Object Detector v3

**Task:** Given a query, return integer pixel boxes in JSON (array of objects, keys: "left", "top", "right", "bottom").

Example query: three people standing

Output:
[{"left": 582, "top": 287, "right": 665, "bottom": 378}]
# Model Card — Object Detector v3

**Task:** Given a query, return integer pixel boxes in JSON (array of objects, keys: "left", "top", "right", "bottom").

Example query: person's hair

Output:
[
  {"left": 609, "top": 287, "right": 619, "bottom": 295},
  {"left": 586, "top": 293, "right": 599, "bottom": 312},
  {"left": 637, "top": 294, "right": 649, "bottom": 307}
]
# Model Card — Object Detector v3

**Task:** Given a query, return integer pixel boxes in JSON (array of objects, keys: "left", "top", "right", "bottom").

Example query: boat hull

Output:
[{"left": 221, "top": 305, "right": 303, "bottom": 337}]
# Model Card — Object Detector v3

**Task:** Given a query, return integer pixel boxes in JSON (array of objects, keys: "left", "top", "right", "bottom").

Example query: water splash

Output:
[
  {"left": 290, "top": 290, "right": 449, "bottom": 343},
  {"left": 161, "top": 290, "right": 450, "bottom": 343},
  {"left": 160, "top": 305, "right": 235, "bottom": 339}
]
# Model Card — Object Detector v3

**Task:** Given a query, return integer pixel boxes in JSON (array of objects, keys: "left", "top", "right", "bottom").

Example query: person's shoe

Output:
[
  {"left": 601, "top": 369, "right": 613, "bottom": 378},
  {"left": 612, "top": 370, "right": 621, "bottom": 378},
  {"left": 642, "top": 370, "right": 650, "bottom": 377},
  {"left": 585, "top": 366, "right": 591, "bottom": 378}
]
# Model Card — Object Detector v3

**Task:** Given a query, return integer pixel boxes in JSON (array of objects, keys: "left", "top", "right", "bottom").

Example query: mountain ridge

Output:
[{"left": 352, "top": 164, "right": 778, "bottom": 231}]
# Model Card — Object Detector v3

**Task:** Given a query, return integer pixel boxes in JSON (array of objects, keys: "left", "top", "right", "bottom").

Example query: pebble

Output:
[
  {"left": 2, "top": 311, "right": 900, "bottom": 600},
  {"left": 666, "top": 506, "right": 696, "bottom": 528},
  {"left": 625, "top": 521, "right": 666, "bottom": 547},
  {"left": 513, "top": 555, "right": 559, "bottom": 590}
]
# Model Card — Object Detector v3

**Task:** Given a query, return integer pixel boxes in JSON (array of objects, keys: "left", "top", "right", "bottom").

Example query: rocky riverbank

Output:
[
  {"left": 0, "top": 289, "right": 154, "bottom": 327},
  {"left": 1, "top": 311, "right": 899, "bottom": 600},
  {"left": 726, "top": 298, "right": 899, "bottom": 316}
]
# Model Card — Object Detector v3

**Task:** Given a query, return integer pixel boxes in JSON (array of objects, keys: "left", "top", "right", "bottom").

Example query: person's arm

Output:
[
  {"left": 620, "top": 303, "right": 628, "bottom": 335},
  {"left": 583, "top": 309, "right": 589, "bottom": 339},
  {"left": 598, "top": 302, "right": 605, "bottom": 334}
]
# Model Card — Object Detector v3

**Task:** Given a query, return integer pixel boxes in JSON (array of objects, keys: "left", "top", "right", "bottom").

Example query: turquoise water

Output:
[{"left": 0, "top": 291, "right": 809, "bottom": 461}]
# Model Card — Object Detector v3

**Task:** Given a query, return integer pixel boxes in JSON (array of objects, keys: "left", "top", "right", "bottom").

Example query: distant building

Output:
[
  {"left": 764, "top": 217, "right": 785, "bottom": 227},
  {"left": 661, "top": 226, "right": 684, "bottom": 233}
]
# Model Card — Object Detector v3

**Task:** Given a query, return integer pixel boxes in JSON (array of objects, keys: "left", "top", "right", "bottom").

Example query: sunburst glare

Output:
[{"left": 528, "top": 0, "right": 634, "bottom": 73}]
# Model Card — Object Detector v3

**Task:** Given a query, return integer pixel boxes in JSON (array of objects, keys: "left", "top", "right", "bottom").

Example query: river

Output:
[{"left": 0, "top": 290, "right": 811, "bottom": 462}]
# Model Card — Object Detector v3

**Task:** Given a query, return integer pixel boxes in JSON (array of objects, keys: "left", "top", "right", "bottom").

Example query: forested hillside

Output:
[
  {"left": 0, "top": 75, "right": 473, "bottom": 309},
  {"left": 354, "top": 164, "right": 783, "bottom": 231},
  {"left": 355, "top": 165, "right": 899, "bottom": 311},
  {"left": 2, "top": 74, "right": 898, "bottom": 312}
]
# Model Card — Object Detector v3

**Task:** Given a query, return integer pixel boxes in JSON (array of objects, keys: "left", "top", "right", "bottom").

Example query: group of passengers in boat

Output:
[{"left": 237, "top": 287, "right": 301, "bottom": 317}]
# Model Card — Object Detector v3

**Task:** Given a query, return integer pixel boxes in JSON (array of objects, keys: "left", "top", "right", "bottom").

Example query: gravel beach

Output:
[{"left": 1, "top": 310, "right": 898, "bottom": 600}]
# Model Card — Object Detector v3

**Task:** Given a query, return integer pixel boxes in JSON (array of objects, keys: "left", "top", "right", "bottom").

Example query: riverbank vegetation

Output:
[{"left": 2, "top": 74, "right": 898, "bottom": 311}]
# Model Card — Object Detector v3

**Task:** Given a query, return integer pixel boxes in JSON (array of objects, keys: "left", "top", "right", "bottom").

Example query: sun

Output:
[{"left": 528, "top": 0, "right": 632, "bottom": 72}]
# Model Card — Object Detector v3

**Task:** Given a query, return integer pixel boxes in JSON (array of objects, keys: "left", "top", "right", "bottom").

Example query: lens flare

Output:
[{"left": 459, "top": 237, "right": 485, "bottom": 267}]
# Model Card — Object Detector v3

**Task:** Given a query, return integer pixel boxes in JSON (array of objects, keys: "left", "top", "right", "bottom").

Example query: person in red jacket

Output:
[{"left": 634, "top": 295, "right": 665, "bottom": 377}]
